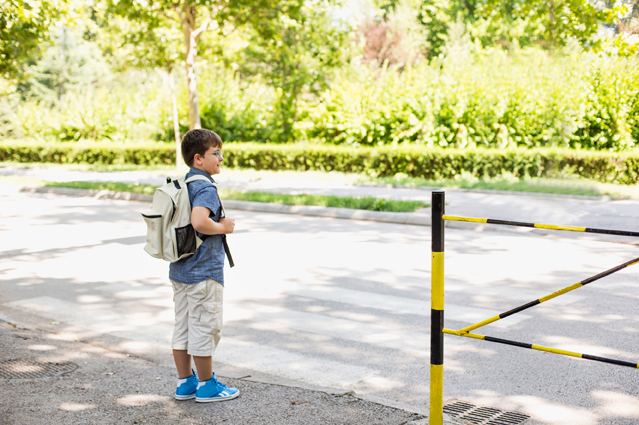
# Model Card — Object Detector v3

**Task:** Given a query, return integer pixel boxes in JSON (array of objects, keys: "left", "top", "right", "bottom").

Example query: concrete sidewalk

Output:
[{"left": 0, "top": 315, "right": 468, "bottom": 425}]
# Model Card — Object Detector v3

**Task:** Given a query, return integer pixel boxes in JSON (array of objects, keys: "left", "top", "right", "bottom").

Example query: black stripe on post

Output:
[
  {"left": 432, "top": 191, "right": 445, "bottom": 253},
  {"left": 431, "top": 309, "right": 444, "bottom": 364},
  {"left": 582, "top": 354, "right": 639, "bottom": 369},
  {"left": 484, "top": 336, "right": 533, "bottom": 349}
]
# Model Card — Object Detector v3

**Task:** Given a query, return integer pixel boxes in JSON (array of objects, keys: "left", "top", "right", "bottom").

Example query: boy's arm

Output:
[{"left": 191, "top": 207, "right": 235, "bottom": 235}]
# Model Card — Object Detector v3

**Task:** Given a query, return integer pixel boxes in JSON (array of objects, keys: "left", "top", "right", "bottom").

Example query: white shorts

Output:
[{"left": 171, "top": 279, "right": 224, "bottom": 357}]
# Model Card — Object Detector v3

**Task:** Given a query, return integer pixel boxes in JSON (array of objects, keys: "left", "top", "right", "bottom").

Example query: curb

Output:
[
  {"left": 23, "top": 186, "right": 635, "bottom": 245},
  {"left": 12, "top": 186, "right": 573, "bottom": 238},
  {"left": 21, "top": 186, "right": 433, "bottom": 227}
]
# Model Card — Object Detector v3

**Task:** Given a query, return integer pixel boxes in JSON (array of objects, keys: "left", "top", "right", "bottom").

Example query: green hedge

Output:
[
  {"left": 3, "top": 141, "right": 639, "bottom": 184},
  {"left": 0, "top": 142, "right": 175, "bottom": 166}
]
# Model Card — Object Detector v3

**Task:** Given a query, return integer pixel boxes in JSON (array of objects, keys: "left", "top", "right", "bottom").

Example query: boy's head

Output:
[{"left": 181, "top": 129, "right": 223, "bottom": 168}]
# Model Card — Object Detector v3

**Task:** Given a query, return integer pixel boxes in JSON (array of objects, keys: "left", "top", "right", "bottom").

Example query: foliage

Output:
[
  {"left": 44, "top": 180, "right": 157, "bottom": 194},
  {"left": 3, "top": 46, "right": 638, "bottom": 148},
  {"left": 301, "top": 49, "right": 639, "bottom": 150},
  {"left": 217, "top": 190, "right": 429, "bottom": 211},
  {"left": 0, "top": 0, "right": 72, "bottom": 80},
  {"left": 236, "top": 0, "right": 353, "bottom": 142},
  {"left": 95, "top": 11, "right": 183, "bottom": 73},
  {"left": 3, "top": 70, "right": 172, "bottom": 141},
  {"left": 6, "top": 140, "right": 639, "bottom": 184},
  {"left": 0, "top": 140, "right": 175, "bottom": 165},
  {"left": 220, "top": 143, "right": 639, "bottom": 184},
  {"left": 17, "top": 25, "right": 111, "bottom": 107},
  {"left": 199, "top": 68, "right": 278, "bottom": 143},
  {"left": 43, "top": 179, "right": 429, "bottom": 211},
  {"left": 407, "top": 0, "right": 623, "bottom": 54}
]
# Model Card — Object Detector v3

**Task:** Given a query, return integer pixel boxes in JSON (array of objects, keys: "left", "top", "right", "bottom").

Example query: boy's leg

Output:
[
  {"left": 173, "top": 350, "right": 193, "bottom": 379},
  {"left": 193, "top": 356, "right": 213, "bottom": 381},
  {"left": 171, "top": 280, "right": 192, "bottom": 378},
  {"left": 185, "top": 279, "right": 223, "bottom": 381}
]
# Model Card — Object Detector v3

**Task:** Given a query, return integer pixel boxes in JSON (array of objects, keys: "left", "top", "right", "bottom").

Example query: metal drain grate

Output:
[
  {"left": 0, "top": 359, "right": 78, "bottom": 379},
  {"left": 444, "top": 401, "right": 530, "bottom": 425}
]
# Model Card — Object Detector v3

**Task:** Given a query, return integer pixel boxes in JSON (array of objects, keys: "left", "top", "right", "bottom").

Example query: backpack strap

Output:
[
  {"left": 184, "top": 175, "right": 227, "bottom": 215},
  {"left": 183, "top": 175, "right": 234, "bottom": 268}
]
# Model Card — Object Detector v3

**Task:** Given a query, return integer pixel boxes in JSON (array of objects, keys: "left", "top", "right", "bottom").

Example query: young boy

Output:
[{"left": 169, "top": 129, "right": 239, "bottom": 402}]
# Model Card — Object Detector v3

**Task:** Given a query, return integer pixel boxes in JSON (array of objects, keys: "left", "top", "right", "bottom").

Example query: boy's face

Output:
[{"left": 193, "top": 145, "right": 223, "bottom": 176}]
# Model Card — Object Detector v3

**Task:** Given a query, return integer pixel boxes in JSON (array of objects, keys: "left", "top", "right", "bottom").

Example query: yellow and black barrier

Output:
[
  {"left": 429, "top": 191, "right": 639, "bottom": 424},
  {"left": 443, "top": 215, "right": 639, "bottom": 238},
  {"left": 430, "top": 190, "right": 445, "bottom": 425},
  {"left": 443, "top": 329, "right": 639, "bottom": 369}
]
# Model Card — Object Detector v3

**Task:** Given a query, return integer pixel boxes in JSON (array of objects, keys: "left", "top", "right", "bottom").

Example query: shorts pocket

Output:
[{"left": 198, "top": 301, "right": 222, "bottom": 335}]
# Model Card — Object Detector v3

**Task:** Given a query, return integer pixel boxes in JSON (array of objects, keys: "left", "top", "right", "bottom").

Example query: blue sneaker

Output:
[
  {"left": 195, "top": 374, "right": 240, "bottom": 403},
  {"left": 175, "top": 370, "right": 198, "bottom": 400}
]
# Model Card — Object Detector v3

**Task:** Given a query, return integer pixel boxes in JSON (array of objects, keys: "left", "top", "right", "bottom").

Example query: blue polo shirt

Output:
[{"left": 169, "top": 168, "right": 226, "bottom": 286}]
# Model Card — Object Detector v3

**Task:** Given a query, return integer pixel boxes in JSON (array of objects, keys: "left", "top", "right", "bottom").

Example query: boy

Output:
[{"left": 169, "top": 129, "right": 239, "bottom": 402}]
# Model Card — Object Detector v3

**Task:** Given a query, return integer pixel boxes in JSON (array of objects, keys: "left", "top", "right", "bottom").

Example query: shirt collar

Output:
[{"left": 187, "top": 167, "right": 216, "bottom": 183}]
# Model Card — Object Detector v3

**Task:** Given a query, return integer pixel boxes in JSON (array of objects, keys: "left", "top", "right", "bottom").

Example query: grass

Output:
[
  {"left": 5, "top": 161, "right": 639, "bottom": 198},
  {"left": 41, "top": 181, "right": 430, "bottom": 212},
  {"left": 44, "top": 181, "right": 158, "bottom": 195}
]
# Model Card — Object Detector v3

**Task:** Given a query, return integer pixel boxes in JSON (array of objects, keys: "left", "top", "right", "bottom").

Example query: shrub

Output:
[{"left": 3, "top": 140, "right": 639, "bottom": 184}]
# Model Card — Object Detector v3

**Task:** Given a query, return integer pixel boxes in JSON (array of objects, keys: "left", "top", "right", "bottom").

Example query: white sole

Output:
[
  {"left": 195, "top": 391, "right": 240, "bottom": 403},
  {"left": 175, "top": 394, "right": 196, "bottom": 400}
]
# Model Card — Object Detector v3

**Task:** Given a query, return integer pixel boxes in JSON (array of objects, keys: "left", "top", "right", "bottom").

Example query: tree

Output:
[
  {"left": 378, "top": 0, "right": 624, "bottom": 55},
  {"left": 0, "top": 0, "right": 71, "bottom": 80},
  {"left": 97, "top": 13, "right": 186, "bottom": 168},
  {"left": 18, "top": 25, "right": 110, "bottom": 108},
  {"left": 105, "top": 0, "right": 296, "bottom": 132},
  {"left": 238, "top": 0, "right": 352, "bottom": 142}
]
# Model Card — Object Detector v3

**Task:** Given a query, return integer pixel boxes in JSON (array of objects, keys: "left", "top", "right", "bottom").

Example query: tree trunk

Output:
[
  {"left": 181, "top": 3, "right": 203, "bottom": 130},
  {"left": 168, "top": 69, "right": 182, "bottom": 171}
]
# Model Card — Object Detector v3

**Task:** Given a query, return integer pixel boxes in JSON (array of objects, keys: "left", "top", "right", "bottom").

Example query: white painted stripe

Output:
[
  {"left": 445, "top": 281, "right": 585, "bottom": 306},
  {"left": 5, "top": 296, "right": 171, "bottom": 344},
  {"left": 225, "top": 301, "right": 460, "bottom": 354},
  {"left": 288, "top": 286, "right": 531, "bottom": 328},
  {"left": 213, "top": 338, "right": 377, "bottom": 387},
  {"left": 4, "top": 297, "right": 378, "bottom": 387}
]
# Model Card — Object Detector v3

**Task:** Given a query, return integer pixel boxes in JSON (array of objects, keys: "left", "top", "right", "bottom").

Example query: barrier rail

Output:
[{"left": 429, "top": 190, "right": 639, "bottom": 425}]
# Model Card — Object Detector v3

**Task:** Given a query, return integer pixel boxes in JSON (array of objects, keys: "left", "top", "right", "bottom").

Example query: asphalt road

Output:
[{"left": 2, "top": 183, "right": 639, "bottom": 425}]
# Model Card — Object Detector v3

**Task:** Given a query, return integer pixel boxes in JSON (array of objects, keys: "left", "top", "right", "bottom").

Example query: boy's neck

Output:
[{"left": 190, "top": 165, "right": 210, "bottom": 175}]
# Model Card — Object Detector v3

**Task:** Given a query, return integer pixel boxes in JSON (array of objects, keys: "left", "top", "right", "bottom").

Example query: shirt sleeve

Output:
[{"left": 191, "top": 183, "right": 222, "bottom": 222}]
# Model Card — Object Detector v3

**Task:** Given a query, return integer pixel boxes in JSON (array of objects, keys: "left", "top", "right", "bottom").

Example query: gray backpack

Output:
[{"left": 142, "top": 175, "right": 216, "bottom": 263}]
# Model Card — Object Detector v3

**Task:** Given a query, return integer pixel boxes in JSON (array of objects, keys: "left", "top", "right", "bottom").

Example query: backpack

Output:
[{"left": 142, "top": 175, "right": 231, "bottom": 264}]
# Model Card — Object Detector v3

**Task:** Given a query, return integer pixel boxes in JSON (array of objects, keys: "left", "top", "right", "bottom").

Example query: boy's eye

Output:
[{"left": 212, "top": 151, "right": 223, "bottom": 159}]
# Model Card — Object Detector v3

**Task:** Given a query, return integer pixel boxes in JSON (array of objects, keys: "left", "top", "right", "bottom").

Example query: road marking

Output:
[
  {"left": 214, "top": 338, "right": 377, "bottom": 387},
  {"left": 4, "top": 296, "right": 378, "bottom": 387},
  {"left": 225, "top": 301, "right": 466, "bottom": 354},
  {"left": 288, "top": 286, "right": 531, "bottom": 328}
]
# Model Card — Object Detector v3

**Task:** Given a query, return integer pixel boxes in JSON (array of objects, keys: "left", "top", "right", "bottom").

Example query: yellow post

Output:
[{"left": 430, "top": 190, "right": 445, "bottom": 425}]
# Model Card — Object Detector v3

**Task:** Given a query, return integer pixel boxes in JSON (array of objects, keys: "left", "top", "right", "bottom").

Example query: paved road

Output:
[
  {"left": 2, "top": 183, "right": 639, "bottom": 425},
  {"left": 4, "top": 164, "right": 639, "bottom": 245}
]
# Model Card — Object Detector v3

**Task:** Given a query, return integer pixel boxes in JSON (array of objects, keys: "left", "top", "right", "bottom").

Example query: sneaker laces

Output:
[{"left": 213, "top": 377, "right": 230, "bottom": 391}]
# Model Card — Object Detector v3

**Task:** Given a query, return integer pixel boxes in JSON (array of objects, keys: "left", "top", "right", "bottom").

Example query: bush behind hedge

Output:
[
  {"left": 4, "top": 50, "right": 639, "bottom": 150},
  {"left": 2, "top": 141, "right": 639, "bottom": 184}
]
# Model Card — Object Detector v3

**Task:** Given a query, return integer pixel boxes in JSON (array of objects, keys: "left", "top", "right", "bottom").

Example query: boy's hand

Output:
[{"left": 220, "top": 217, "right": 235, "bottom": 234}]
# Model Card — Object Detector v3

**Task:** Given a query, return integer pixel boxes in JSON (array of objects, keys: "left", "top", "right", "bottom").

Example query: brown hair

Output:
[{"left": 181, "top": 129, "right": 223, "bottom": 167}]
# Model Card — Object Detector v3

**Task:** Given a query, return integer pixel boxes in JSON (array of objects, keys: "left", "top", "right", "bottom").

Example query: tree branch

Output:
[{"left": 192, "top": 17, "right": 212, "bottom": 41}]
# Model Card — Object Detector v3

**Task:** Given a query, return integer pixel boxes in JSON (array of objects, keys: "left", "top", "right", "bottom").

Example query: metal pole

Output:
[{"left": 430, "top": 190, "right": 445, "bottom": 425}]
